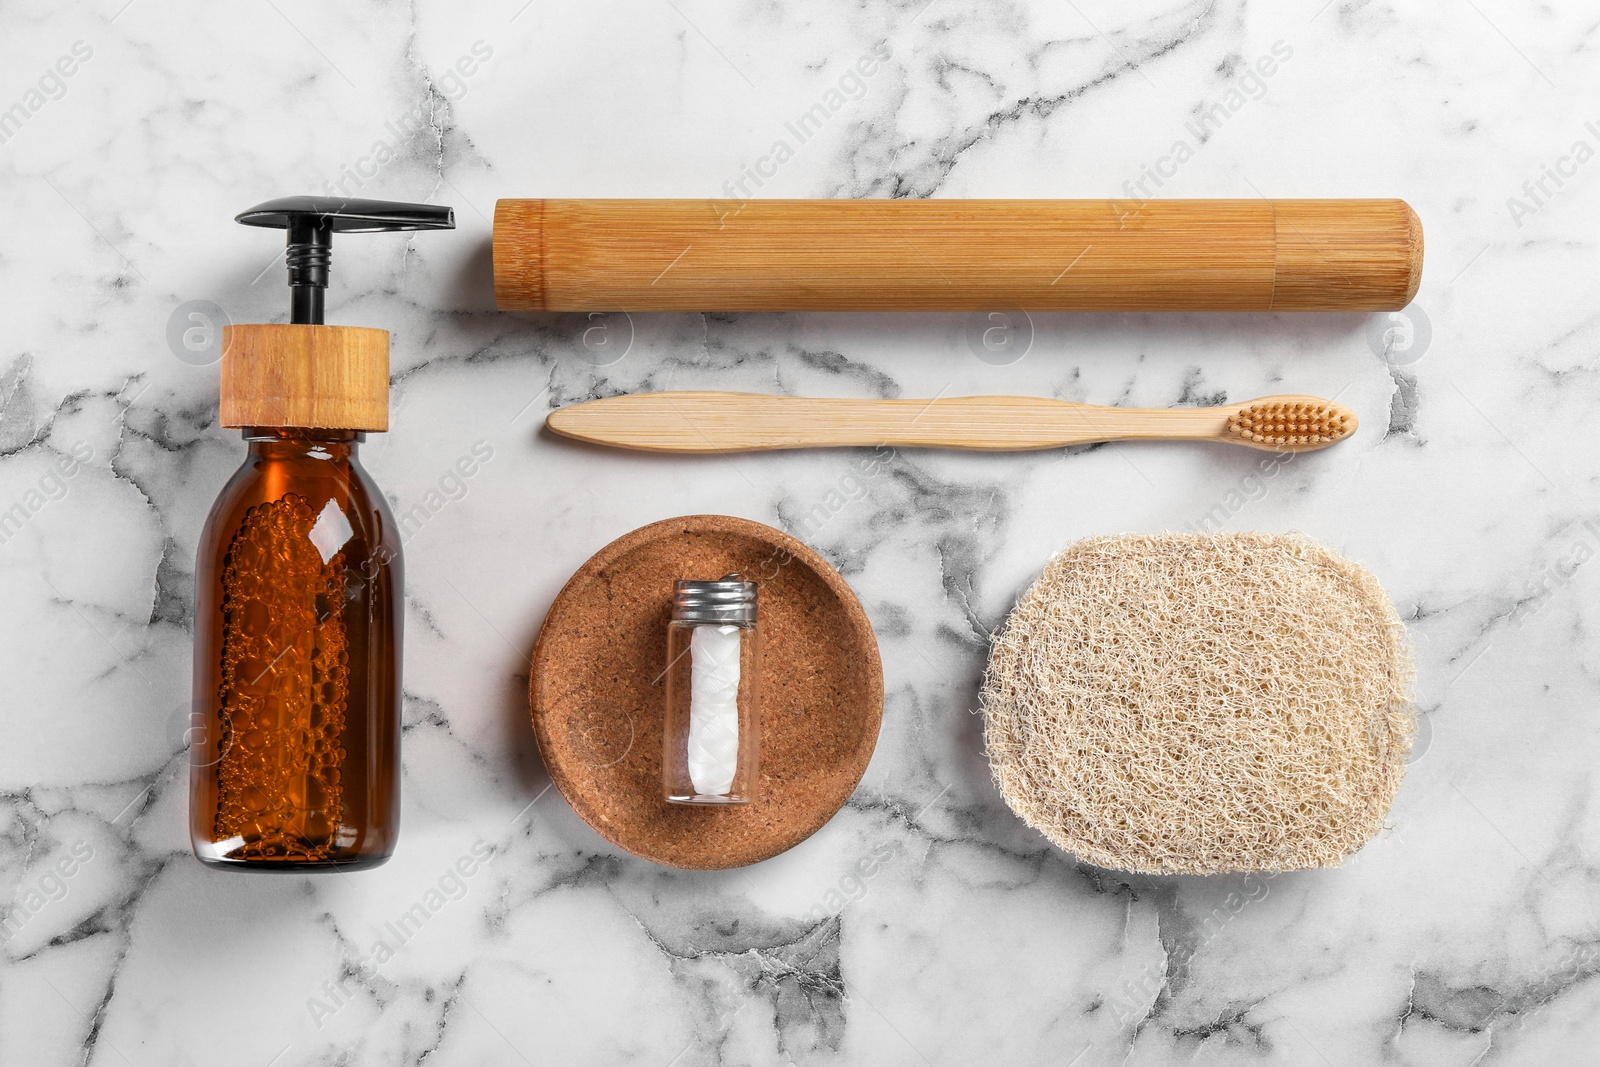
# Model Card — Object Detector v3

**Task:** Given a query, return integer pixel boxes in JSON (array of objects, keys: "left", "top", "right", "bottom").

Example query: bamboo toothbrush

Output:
[{"left": 546, "top": 392, "right": 1357, "bottom": 454}]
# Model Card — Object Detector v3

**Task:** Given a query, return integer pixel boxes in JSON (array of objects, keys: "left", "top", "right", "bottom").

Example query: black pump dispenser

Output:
[{"left": 235, "top": 196, "right": 455, "bottom": 325}]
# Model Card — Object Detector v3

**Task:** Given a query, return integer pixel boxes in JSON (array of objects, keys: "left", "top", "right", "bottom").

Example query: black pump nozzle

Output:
[{"left": 236, "top": 197, "right": 455, "bottom": 325}]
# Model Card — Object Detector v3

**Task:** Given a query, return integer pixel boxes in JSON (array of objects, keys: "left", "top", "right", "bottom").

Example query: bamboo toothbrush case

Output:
[{"left": 492, "top": 198, "right": 1422, "bottom": 312}]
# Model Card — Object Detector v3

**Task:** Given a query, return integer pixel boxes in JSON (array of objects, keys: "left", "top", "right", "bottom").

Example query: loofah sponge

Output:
[{"left": 981, "top": 532, "right": 1415, "bottom": 875}]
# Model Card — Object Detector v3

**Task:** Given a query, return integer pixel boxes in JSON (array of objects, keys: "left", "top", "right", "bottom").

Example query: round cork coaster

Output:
[{"left": 530, "top": 515, "right": 883, "bottom": 869}]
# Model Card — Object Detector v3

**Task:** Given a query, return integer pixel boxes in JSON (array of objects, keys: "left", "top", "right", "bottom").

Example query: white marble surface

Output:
[{"left": 2, "top": 0, "right": 1597, "bottom": 1063}]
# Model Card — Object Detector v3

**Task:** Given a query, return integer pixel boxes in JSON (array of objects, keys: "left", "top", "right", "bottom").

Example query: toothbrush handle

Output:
[{"left": 545, "top": 392, "right": 1230, "bottom": 453}]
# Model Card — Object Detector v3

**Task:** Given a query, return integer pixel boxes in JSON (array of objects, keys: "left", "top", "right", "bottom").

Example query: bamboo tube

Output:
[{"left": 492, "top": 198, "right": 1421, "bottom": 313}]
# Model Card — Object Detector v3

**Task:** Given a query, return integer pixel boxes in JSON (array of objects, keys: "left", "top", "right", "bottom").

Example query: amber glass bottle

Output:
[
  {"left": 190, "top": 428, "right": 402, "bottom": 869},
  {"left": 189, "top": 196, "right": 452, "bottom": 871}
]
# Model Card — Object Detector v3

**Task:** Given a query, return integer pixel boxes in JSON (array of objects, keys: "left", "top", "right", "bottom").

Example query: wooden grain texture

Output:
[
  {"left": 493, "top": 198, "right": 1422, "bottom": 312},
  {"left": 221, "top": 324, "right": 389, "bottom": 431},
  {"left": 529, "top": 515, "right": 884, "bottom": 870},
  {"left": 546, "top": 391, "right": 1357, "bottom": 454},
  {"left": 1271, "top": 199, "right": 1423, "bottom": 310}
]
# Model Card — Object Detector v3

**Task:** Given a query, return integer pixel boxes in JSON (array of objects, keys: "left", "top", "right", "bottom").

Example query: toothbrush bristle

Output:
[{"left": 1227, "top": 400, "right": 1355, "bottom": 450}]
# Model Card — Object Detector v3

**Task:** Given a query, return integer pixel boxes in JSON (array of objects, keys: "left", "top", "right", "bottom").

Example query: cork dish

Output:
[{"left": 529, "top": 515, "right": 883, "bottom": 869}]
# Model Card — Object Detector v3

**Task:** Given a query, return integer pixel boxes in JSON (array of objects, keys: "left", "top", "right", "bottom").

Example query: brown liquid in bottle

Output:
[{"left": 190, "top": 429, "right": 401, "bottom": 871}]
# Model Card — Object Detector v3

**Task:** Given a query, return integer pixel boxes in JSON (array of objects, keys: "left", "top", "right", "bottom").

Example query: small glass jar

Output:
[{"left": 663, "top": 575, "right": 760, "bottom": 805}]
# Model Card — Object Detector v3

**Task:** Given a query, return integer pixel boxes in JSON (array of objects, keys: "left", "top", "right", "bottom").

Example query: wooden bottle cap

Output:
[{"left": 220, "top": 323, "right": 389, "bottom": 431}]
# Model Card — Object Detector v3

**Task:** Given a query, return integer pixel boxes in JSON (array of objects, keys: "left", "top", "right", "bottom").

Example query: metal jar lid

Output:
[{"left": 672, "top": 573, "right": 757, "bottom": 624}]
